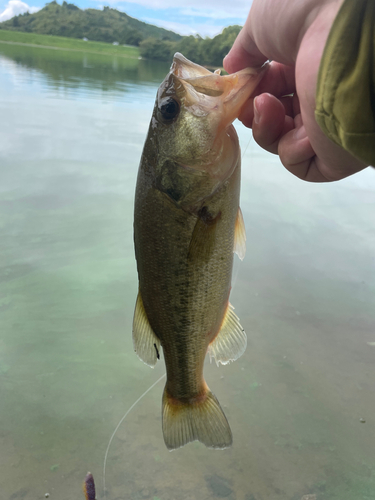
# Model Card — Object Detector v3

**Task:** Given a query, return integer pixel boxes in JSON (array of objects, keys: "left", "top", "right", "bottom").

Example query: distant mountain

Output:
[{"left": 0, "top": 1, "right": 182, "bottom": 46}]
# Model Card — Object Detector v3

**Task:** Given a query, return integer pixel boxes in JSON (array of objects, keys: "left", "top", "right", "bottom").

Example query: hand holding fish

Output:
[{"left": 224, "top": 0, "right": 370, "bottom": 180}]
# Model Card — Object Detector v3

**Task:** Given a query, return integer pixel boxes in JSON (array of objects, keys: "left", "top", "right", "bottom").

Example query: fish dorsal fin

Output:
[
  {"left": 207, "top": 303, "right": 247, "bottom": 366},
  {"left": 132, "top": 291, "right": 161, "bottom": 367},
  {"left": 234, "top": 207, "right": 246, "bottom": 260}
]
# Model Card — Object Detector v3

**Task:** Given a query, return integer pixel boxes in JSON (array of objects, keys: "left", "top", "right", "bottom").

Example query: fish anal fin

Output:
[
  {"left": 188, "top": 207, "right": 221, "bottom": 262},
  {"left": 208, "top": 302, "right": 247, "bottom": 366},
  {"left": 132, "top": 291, "right": 161, "bottom": 368},
  {"left": 162, "top": 386, "right": 232, "bottom": 451},
  {"left": 234, "top": 207, "right": 246, "bottom": 260}
]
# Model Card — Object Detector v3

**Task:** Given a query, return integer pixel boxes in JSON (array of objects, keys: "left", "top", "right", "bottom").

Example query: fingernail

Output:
[
  {"left": 253, "top": 97, "right": 260, "bottom": 124},
  {"left": 223, "top": 54, "right": 230, "bottom": 71}
]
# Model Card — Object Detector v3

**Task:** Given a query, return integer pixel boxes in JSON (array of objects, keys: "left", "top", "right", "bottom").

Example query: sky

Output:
[{"left": 0, "top": 0, "right": 252, "bottom": 36}]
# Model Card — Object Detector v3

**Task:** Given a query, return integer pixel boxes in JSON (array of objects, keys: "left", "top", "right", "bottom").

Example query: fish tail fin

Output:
[{"left": 162, "top": 385, "right": 232, "bottom": 451}]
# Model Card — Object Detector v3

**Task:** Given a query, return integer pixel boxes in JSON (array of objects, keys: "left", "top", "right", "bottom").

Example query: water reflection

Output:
[{"left": 0, "top": 43, "right": 170, "bottom": 102}]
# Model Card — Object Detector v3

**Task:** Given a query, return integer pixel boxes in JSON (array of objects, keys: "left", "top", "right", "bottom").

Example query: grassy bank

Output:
[{"left": 0, "top": 29, "right": 140, "bottom": 58}]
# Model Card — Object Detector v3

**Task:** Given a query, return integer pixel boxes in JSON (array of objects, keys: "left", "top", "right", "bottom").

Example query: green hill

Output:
[
  {"left": 0, "top": 1, "right": 242, "bottom": 67},
  {"left": 140, "top": 25, "right": 243, "bottom": 67},
  {"left": 0, "top": 1, "right": 182, "bottom": 46}
]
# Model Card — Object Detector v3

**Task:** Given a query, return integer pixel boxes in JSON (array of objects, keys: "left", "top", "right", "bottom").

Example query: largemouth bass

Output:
[{"left": 133, "top": 53, "right": 265, "bottom": 450}]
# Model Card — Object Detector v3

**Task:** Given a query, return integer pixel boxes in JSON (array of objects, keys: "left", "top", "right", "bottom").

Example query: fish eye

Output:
[{"left": 158, "top": 97, "right": 180, "bottom": 122}]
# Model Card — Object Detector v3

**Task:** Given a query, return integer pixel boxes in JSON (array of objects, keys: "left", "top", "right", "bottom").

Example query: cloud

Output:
[
  {"left": 178, "top": 5, "right": 248, "bottom": 20},
  {"left": 141, "top": 17, "right": 229, "bottom": 37},
  {"left": 0, "top": 0, "right": 40, "bottom": 22},
  {"left": 113, "top": 0, "right": 252, "bottom": 37},
  {"left": 97, "top": 0, "right": 251, "bottom": 20}
]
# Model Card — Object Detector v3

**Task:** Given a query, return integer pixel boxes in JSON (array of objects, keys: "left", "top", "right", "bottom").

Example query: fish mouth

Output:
[
  {"left": 154, "top": 53, "right": 268, "bottom": 189},
  {"left": 171, "top": 52, "right": 268, "bottom": 130}
]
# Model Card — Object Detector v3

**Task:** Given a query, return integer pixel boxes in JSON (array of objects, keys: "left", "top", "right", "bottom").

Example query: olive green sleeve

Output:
[{"left": 315, "top": 0, "right": 375, "bottom": 166}]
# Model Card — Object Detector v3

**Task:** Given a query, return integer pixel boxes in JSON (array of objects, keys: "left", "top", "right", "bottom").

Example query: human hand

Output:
[{"left": 224, "top": 0, "right": 368, "bottom": 182}]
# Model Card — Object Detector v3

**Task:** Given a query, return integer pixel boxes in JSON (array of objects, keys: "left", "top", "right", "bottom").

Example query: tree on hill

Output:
[
  {"left": 139, "top": 37, "right": 175, "bottom": 62},
  {"left": 0, "top": 1, "right": 182, "bottom": 46},
  {"left": 62, "top": 1, "right": 79, "bottom": 10},
  {"left": 0, "top": 1, "right": 242, "bottom": 67},
  {"left": 139, "top": 25, "right": 242, "bottom": 66}
]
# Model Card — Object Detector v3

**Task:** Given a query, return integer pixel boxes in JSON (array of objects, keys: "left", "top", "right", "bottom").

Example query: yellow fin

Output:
[
  {"left": 234, "top": 207, "right": 246, "bottom": 260},
  {"left": 207, "top": 303, "right": 247, "bottom": 366},
  {"left": 162, "top": 386, "right": 232, "bottom": 451},
  {"left": 132, "top": 291, "right": 161, "bottom": 368}
]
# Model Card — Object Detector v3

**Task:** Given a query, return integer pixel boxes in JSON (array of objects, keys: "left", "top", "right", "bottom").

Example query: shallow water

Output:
[{"left": 0, "top": 43, "right": 374, "bottom": 500}]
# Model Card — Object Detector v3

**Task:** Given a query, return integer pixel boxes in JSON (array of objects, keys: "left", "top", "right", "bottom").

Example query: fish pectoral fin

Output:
[
  {"left": 234, "top": 207, "right": 246, "bottom": 260},
  {"left": 207, "top": 302, "right": 247, "bottom": 366},
  {"left": 188, "top": 207, "right": 220, "bottom": 262},
  {"left": 162, "top": 386, "right": 232, "bottom": 451},
  {"left": 132, "top": 291, "right": 161, "bottom": 368}
]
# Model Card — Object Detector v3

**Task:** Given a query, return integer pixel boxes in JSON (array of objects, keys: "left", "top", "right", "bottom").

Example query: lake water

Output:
[{"left": 0, "top": 43, "right": 375, "bottom": 500}]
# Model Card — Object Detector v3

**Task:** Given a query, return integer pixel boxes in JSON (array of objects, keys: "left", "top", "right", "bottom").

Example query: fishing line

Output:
[
  {"left": 102, "top": 124, "right": 251, "bottom": 498},
  {"left": 231, "top": 255, "right": 241, "bottom": 290},
  {"left": 240, "top": 127, "right": 253, "bottom": 162},
  {"left": 103, "top": 373, "right": 166, "bottom": 498},
  {"left": 230, "top": 129, "right": 251, "bottom": 291}
]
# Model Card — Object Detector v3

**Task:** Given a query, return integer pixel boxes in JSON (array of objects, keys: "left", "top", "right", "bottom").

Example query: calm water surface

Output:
[{"left": 0, "top": 43, "right": 375, "bottom": 500}]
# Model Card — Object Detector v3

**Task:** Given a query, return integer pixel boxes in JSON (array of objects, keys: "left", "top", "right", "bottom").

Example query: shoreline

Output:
[{"left": 0, "top": 39, "right": 140, "bottom": 59}]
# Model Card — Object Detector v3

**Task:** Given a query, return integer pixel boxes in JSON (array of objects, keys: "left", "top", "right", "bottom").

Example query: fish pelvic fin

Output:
[
  {"left": 234, "top": 207, "right": 246, "bottom": 260},
  {"left": 208, "top": 302, "right": 247, "bottom": 366},
  {"left": 162, "top": 385, "right": 232, "bottom": 451},
  {"left": 132, "top": 291, "right": 161, "bottom": 367}
]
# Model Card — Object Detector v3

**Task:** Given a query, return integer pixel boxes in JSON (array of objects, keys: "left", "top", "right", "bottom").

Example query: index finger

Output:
[
  {"left": 223, "top": 24, "right": 267, "bottom": 74},
  {"left": 224, "top": 31, "right": 296, "bottom": 99},
  {"left": 255, "top": 62, "right": 296, "bottom": 98}
]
